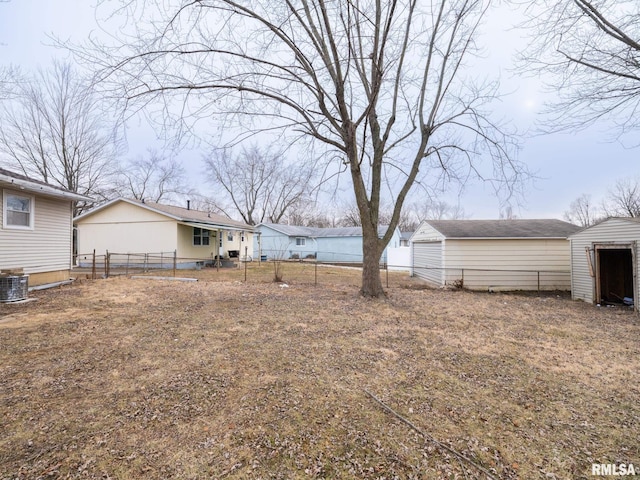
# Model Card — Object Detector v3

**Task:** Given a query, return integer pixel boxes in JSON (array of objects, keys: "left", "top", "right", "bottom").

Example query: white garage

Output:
[
  {"left": 410, "top": 219, "right": 580, "bottom": 291},
  {"left": 569, "top": 217, "right": 640, "bottom": 309}
]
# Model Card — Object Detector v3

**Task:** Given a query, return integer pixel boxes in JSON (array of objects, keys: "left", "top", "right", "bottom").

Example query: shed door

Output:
[
  {"left": 595, "top": 243, "right": 635, "bottom": 307},
  {"left": 412, "top": 241, "right": 443, "bottom": 286}
]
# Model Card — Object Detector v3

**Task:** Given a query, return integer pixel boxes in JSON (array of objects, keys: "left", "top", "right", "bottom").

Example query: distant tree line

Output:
[{"left": 564, "top": 177, "right": 640, "bottom": 227}]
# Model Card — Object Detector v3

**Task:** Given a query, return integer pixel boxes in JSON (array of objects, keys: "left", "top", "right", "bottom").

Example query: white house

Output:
[
  {"left": 410, "top": 219, "right": 580, "bottom": 291},
  {"left": 75, "top": 198, "right": 254, "bottom": 268},
  {"left": 569, "top": 217, "right": 640, "bottom": 309},
  {"left": 0, "top": 167, "right": 91, "bottom": 286}
]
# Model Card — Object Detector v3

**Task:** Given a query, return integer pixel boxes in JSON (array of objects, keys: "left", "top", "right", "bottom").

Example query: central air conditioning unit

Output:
[{"left": 0, "top": 274, "right": 29, "bottom": 302}]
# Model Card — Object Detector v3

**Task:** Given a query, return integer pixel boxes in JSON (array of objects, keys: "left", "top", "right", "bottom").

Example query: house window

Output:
[
  {"left": 227, "top": 232, "right": 234, "bottom": 242},
  {"left": 193, "top": 227, "right": 210, "bottom": 246},
  {"left": 3, "top": 191, "right": 34, "bottom": 229},
  {"left": 241, "top": 232, "right": 245, "bottom": 242},
  {"left": 296, "top": 237, "right": 306, "bottom": 246}
]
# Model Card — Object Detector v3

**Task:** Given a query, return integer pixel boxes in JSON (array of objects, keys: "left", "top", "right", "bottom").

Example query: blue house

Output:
[{"left": 254, "top": 223, "right": 402, "bottom": 263}]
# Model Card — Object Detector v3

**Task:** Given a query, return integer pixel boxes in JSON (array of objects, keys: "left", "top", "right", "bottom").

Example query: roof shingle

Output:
[{"left": 423, "top": 219, "right": 580, "bottom": 238}]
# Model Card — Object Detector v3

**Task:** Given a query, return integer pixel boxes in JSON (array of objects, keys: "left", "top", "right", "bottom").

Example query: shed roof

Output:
[
  {"left": 75, "top": 198, "right": 253, "bottom": 231},
  {"left": 259, "top": 223, "right": 391, "bottom": 238},
  {"left": 421, "top": 219, "right": 580, "bottom": 239},
  {"left": 0, "top": 167, "right": 92, "bottom": 202}
]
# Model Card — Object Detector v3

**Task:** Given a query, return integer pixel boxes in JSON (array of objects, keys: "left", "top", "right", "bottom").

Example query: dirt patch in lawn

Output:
[{"left": 0, "top": 274, "right": 638, "bottom": 479}]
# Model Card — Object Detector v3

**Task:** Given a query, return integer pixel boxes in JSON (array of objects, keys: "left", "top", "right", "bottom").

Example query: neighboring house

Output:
[
  {"left": 255, "top": 223, "right": 402, "bottom": 263},
  {"left": 399, "top": 231, "right": 413, "bottom": 247},
  {"left": 0, "top": 167, "right": 91, "bottom": 286},
  {"left": 410, "top": 219, "right": 580, "bottom": 291},
  {"left": 75, "top": 198, "right": 254, "bottom": 268},
  {"left": 569, "top": 217, "right": 640, "bottom": 309}
]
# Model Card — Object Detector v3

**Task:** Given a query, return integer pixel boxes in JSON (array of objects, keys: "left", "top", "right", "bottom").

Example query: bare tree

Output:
[
  {"left": 80, "top": 0, "right": 526, "bottom": 296},
  {"left": 0, "top": 66, "right": 20, "bottom": 100},
  {"left": 563, "top": 193, "right": 602, "bottom": 227},
  {"left": 602, "top": 178, "right": 640, "bottom": 218},
  {"left": 338, "top": 199, "right": 464, "bottom": 232},
  {"left": 519, "top": 0, "right": 640, "bottom": 137},
  {"left": 337, "top": 202, "right": 363, "bottom": 228},
  {"left": 499, "top": 205, "right": 518, "bottom": 220},
  {"left": 286, "top": 204, "right": 339, "bottom": 228},
  {"left": 203, "top": 144, "right": 315, "bottom": 225},
  {"left": 390, "top": 201, "right": 465, "bottom": 232},
  {"left": 0, "top": 61, "right": 120, "bottom": 214},
  {"left": 115, "top": 149, "right": 188, "bottom": 203}
]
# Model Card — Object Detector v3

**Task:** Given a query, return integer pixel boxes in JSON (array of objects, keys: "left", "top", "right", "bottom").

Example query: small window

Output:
[
  {"left": 3, "top": 191, "right": 34, "bottom": 229},
  {"left": 193, "top": 227, "right": 210, "bottom": 246},
  {"left": 227, "top": 232, "right": 234, "bottom": 242},
  {"left": 241, "top": 232, "right": 245, "bottom": 242},
  {"left": 296, "top": 237, "right": 306, "bottom": 246}
]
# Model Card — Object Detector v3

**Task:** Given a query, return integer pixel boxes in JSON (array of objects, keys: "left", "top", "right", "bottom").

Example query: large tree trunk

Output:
[{"left": 360, "top": 227, "right": 385, "bottom": 297}]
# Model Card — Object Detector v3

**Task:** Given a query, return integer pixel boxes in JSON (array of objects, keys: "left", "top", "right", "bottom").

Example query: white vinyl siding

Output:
[
  {"left": 0, "top": 194, "right": 72, "bottom": 274},
  {"left": 570, "top": 218, "right": 640, "bottom": 306},
  {"left": 444, "top": 239, "right": 571, "bottom": 290},
  {"left": 76, "top": 201, "right": 177, "bottom": 255},
  {"left": 412, "top": 241, "right": 444, "bottom": 286}
]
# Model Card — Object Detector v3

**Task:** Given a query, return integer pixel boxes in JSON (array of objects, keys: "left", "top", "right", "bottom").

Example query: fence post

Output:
[
  {"left": 144, "top": 253, "right": 148, "bottom": 273},
  {"left": 92, "top": 249, "right": 96, "bottom": 280},
  {"left": 125, "top": 253, "right": 130, "bottom": 276},
  {"left": 386, "top": 262, "right": 389, "bottom": 288},
  {"left": 105, "top": 250, "right": 110, "bottom": 278},
  {"left": 244, "top": 246, "right": 248, "bottom": 282},
  {"left": 315, "top": 261, "right": 318, "bottom": 286},
  {"left": 537, "top": 271, "right": 540, "bottom": 294},
  {"left": 173, "top": 250, "right": 177, "bottom": 277}
]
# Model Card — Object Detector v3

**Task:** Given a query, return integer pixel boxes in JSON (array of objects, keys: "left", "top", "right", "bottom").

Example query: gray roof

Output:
[
  {"left": 0, "top": 167, "right": 92, "bottom": 202},
  {"left": 75, "top": 197, "right": 252, "bottom": 230},
  {"left": 260, "top": 223, "right": 391, "bottom": 238},
  {"left": 138, "top": 200, "right": 251, "bottom": 230},
  {"left": 424, "top": 219, "right": 580, "bottom": 239}
]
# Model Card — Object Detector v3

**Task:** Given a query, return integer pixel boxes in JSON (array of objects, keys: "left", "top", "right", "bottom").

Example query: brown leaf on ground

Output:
[{"left": 0, "top": 266, "right": 638, "bottom": 479}]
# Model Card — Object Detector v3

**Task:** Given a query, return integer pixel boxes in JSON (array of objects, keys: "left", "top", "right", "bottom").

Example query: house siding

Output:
[
  {"left": 316, "top": 236, "right": 366, "bottom": 262},
  {"left": 176, "top": 224, "right": 218, "bottom": 260},
  {"left": 254, "top": 225, "right": 401, "bottom": 262},
  {"left": 220, "top": 230, "right": 254, "bottom": 259},
  {"left": 76, "top": 201, "right": 177, "bottom": 256},
  {"left": 0, "top": 192, "right": 73, "bottom": 285},
  {"left": 254, "top": 226, "right": 305, "bottom": 259},
  {"left": 444, "top": 239, "right": 571, "bottom": 290},
  {"left": 570, "top": 218, "right": 640, "bottom": 305}
]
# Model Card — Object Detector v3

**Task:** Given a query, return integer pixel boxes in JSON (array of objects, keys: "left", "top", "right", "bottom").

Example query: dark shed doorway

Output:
[{"left": 595, "top": 244, "right": 634, "bottom": 305}]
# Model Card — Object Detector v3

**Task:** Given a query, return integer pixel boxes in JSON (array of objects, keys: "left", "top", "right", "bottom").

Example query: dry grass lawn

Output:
[{"left": 0, "top": 266, "right": 638, "bottom": 479}]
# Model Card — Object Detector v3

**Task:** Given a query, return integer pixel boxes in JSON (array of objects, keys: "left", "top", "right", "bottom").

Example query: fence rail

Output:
[
  {"left": 411, "top": 265, "right": 571, "bottom": 292},
  {"left": 74, "top": 250, "right": 407, "bottom": 287},
  {"left": 75, "top": 250, "right": 572, "bottom": 293}
]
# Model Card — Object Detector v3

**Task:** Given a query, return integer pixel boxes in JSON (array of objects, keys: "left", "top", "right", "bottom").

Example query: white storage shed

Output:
[
  {"left": 569, "top": 217, "right": 640, "bottom": 309},
  {"left": 410, "top": 219, "right": 580, "bottom": 291}
]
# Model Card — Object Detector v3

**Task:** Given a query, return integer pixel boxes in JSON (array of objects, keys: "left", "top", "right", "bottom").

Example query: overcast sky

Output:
[{"left": 1, "top": 1, "right": 637, "bottom": 220}]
